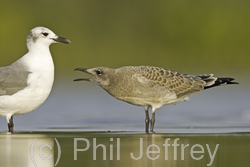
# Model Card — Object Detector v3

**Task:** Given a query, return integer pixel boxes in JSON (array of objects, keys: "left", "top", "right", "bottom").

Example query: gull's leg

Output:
[
  {"left": 144, "top": 106, "right": 150, "bottom": 133},
  {"left": 6, "top": 116, "right": 14, "bottom": 133},
  {"left": 150, "top": 108, "right": 156, "bottom": 133}
]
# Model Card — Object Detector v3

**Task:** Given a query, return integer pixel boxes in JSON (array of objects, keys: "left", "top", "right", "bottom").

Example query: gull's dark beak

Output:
[
  {"left": 74, "top": 68, "right": 90, "bottom": 73},
  {"left": 53, "top": 36, "right": 71, "bottom": 44},
  {"left": 74, "top": 68, "right": 91, "bottom": 81},
  {"left": 73, "top": 78, "right": 90, "bottom": 81}
]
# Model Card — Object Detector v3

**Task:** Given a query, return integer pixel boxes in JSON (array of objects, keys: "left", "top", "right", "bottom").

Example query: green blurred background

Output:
[
  {"left": 0, "top": 3, "right": 249, "bottom": 166},
  {"left": 0, "top": 0, "right": 249, "bottom": 78}
]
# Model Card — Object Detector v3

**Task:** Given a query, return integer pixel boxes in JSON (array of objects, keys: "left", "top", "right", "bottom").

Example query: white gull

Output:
[{"left": 0, "top": 26, "right": 70, "bottom": 133}]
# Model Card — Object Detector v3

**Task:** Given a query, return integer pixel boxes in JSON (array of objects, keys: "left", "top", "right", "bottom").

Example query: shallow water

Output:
[
  {"left": 0, "top": 79, "right": 249, "bottom": 132},
  {"left": 0, "top": 79, "right": 250, "bottom": 166}
]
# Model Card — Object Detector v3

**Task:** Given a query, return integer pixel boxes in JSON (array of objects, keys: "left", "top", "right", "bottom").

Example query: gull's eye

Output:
[
  {"left": 96, "top": 69, "right": 102, "bottom": 76},
  {"left": 42, "top": 32, "right": 49, "bottom": 37}
]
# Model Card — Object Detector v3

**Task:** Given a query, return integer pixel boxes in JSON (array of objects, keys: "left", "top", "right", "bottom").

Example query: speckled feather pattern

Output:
[
  {"left": 88, "top": 66, "right": 216, "bottom": 107},
  {"left": 75, "top": 65, "right": 238, "bottom": 133},
  {"left": 110, "top": 66, "right": 207, "bottom": 93}
]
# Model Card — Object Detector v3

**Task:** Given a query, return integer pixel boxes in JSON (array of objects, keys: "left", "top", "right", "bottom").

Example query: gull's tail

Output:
[{"left": 197, "top": 74, "right": 239, "bottom": 90}]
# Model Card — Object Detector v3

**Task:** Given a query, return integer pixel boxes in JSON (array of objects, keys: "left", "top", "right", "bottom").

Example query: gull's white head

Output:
[{"left": 26, "top": 26, "right": 70, "bottom": 49}]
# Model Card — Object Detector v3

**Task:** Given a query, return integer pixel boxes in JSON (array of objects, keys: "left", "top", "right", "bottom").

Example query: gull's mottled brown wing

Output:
[{"left": 139, "top": 66, "right": 206, "bottom": 97}]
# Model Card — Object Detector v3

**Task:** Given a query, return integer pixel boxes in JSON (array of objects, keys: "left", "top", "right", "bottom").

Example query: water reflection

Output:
[
  {"left": 1, "top": 132, "right": 249, "bottom": 167},
  {"left": 0, "top": 133, "right": 54, "bottom": 167}
]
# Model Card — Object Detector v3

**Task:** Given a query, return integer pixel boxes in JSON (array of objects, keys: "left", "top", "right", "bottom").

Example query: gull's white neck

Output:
[
  {"left": 27, "top": 42, "right": 52, "bottom": 55},
  {"left": 20, "top": 42, "right": 54, "bottom": 68},
  {"left": 17, "top": 42, "right": 55, "bottom": 91}
]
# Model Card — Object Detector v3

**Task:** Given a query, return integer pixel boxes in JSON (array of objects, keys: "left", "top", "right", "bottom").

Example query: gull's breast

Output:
[{"left": 0, "top": 58, "right": 54, "bottom": 116}]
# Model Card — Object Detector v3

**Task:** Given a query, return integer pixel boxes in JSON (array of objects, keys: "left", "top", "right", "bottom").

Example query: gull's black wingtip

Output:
[{"left": 204, "top": 77, "right": 239, "bottom": 89}]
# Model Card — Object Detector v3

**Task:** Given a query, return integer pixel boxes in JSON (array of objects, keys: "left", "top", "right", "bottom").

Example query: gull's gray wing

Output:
[
  {"left": 139, "top": 66, "right": 206, "bottom": 97},
  {"left": 0, "top": 64, "right": 29, "bottom": 96}
]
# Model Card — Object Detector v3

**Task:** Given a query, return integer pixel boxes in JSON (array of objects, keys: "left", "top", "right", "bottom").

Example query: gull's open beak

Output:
[
  {"left": 74, "top": 68, "right": 91, "bottom": 81},
  {"left": 53, "top": 36, "right": 71, "bottom": 44}
]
